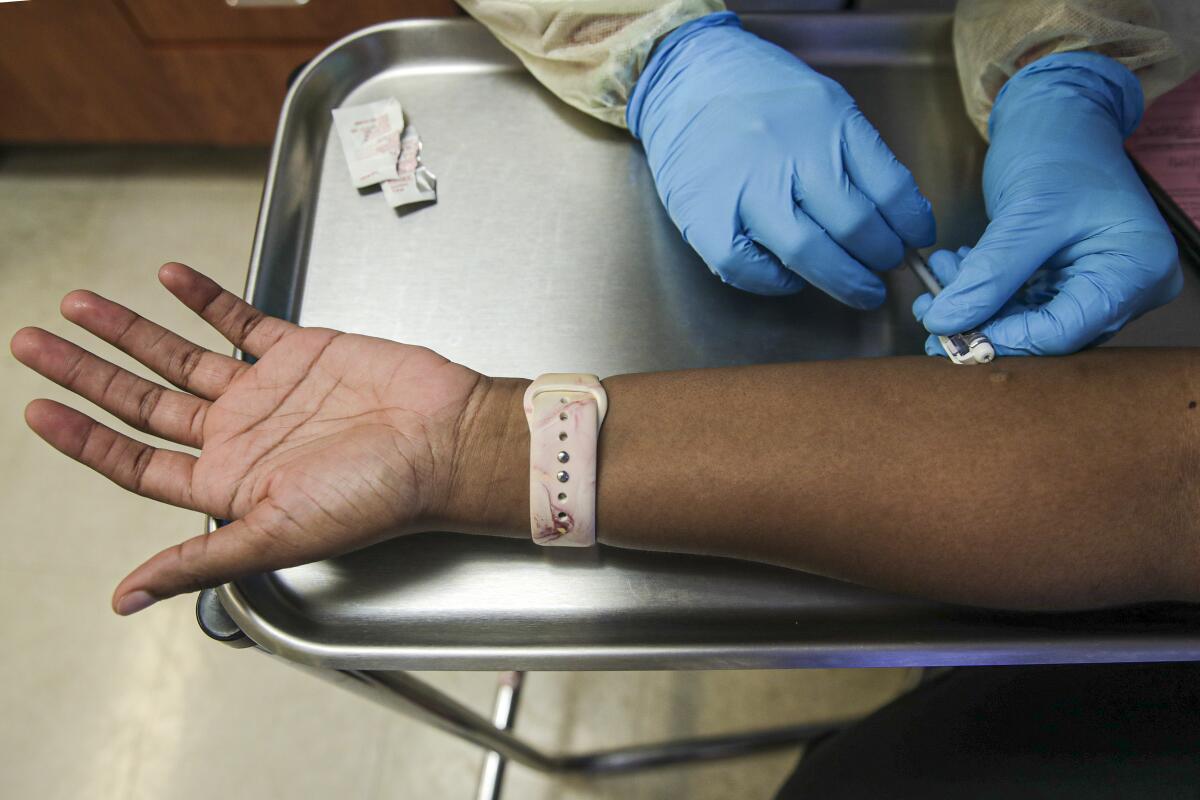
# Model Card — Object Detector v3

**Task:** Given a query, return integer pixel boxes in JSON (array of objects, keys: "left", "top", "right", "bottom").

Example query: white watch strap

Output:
[{"left": 523, "top": 374, "right": 607, "bottom": 547}]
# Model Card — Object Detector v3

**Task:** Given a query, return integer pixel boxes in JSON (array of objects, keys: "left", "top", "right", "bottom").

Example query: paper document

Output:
[{"left": 1127, "top": 74, "right": 1200, "bottom": 228}]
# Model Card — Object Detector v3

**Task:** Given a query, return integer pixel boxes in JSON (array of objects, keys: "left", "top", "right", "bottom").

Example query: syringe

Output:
[{"left": 906, "top": 250, "right": 996, "bottom": 366}]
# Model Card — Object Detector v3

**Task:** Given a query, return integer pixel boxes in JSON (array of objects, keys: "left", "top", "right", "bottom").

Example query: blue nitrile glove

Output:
[
  {"left": 916, "top": 52, "right": 1182, "bottom": 356},
  {"left": 627, "top": 12, "right": 935, "bottom": 306}
]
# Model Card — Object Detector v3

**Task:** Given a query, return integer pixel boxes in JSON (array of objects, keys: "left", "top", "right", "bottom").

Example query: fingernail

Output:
[{"left": 116, "top": 590, "right": 158, "bottom": 616}]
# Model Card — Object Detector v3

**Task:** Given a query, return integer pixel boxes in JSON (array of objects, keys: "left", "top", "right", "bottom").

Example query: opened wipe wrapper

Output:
[
  {"left": 332, "top": 98, "right": 437, "bottom": 207},
  {"left": 382, "top": 126, "right": 437, "bottom": 207}
]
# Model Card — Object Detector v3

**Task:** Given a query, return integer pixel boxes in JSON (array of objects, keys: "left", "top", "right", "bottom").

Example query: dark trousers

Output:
[{"left": 775, "top": 662, "right": 1200, "bottom": 799}]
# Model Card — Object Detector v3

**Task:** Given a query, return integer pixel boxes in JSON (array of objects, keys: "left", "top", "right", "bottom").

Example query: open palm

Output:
[{"left": 11, "top": 263, "right": 485, "bottom": 614}]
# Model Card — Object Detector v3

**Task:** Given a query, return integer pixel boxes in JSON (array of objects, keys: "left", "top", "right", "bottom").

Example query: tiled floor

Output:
[{"left": 0, "top": 146, "right": 914, "bottom": 800}]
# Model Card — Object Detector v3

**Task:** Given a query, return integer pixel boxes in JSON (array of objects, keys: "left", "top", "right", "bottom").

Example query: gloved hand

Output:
[
  {"left": 916, "top": 52, "right": 1182, "bottom": 356},
  {"left": 627, "top": 12, "right": 935, "bottom": 306}
]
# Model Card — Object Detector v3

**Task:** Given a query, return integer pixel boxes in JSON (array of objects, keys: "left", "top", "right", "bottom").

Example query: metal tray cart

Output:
[{"left": 196, "top": 15, "right": 1200, "bottom": 798}]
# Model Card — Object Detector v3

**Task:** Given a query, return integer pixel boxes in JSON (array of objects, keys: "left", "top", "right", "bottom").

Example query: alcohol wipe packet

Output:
[{"left": 332, "top": 98, "right": 438, "bottom": 207}]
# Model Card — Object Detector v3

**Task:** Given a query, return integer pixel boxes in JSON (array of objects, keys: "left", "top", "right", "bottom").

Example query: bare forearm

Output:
[
  {"left": 448, "top": 349, "right": 1200, "bottom": 610},
  {"left": 13, "top": 266, "right": 1198, "bottom": 614}
]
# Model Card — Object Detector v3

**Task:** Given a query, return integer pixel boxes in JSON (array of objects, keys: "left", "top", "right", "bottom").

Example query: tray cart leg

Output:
[
  {"left": 287, "top": 666, "right": 857, "bottom": 776},
  {"left": 198, "top": 588, "right": 860, "bottom": 782},
  {"left": 476, "top": 671, "right": 523, "bottom": 800}
]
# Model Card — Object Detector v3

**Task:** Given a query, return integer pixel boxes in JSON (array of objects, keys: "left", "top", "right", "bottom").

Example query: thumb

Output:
[
  {"left": 921, "top": 207, "right": 1060, "bottom": 335},
  {"left": 112, "top": 504, "right": 306, "bottom": 614},
  {"left": 911, "top": 248, "right": 968, "bottom": 323}
]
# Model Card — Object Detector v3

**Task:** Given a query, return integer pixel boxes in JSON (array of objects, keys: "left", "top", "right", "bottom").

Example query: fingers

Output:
[
  {"left": 686, "top": 222, "right": 807, "bottom": 296},
  {"left": 981, "top": 251, "right": 1180, "bottom": 356},
  {"left": 929, "top": 248, "right": 970, "bottom": 285},
  {"left": 158, "top": 262, "right": 296, "bottom": 358},
  {"left": 11, "top": 327, "right": 207, "bottom": 448},
  {"left": 743, "top": 202, "right": 886, "bottom": 309},
  {"left": 916, "top": 241, "right": 1182, "bottom": 357},
  {"left": 24, "top": 399, "right": 200, "bottom": 510},
  {"left": 841, "top": 110, "right": 936, "bottom": 249},
  {"left": 913, "top": 249, "right": 980, "bottom": 359},
  {"left": 920, "top": 205, "right": 1060, "bottom": 335},
  {"left": 796, "top": 163, "right": 904, "bottom": 271},
  {"left": 911, "top": 248, "right": 967, "bottom": 323},
  {"left": 111, "top": 501, "right": 319, "bottom": 614},
  {"left": 60, "top": 289, "right": 245, "bottom": 401}
]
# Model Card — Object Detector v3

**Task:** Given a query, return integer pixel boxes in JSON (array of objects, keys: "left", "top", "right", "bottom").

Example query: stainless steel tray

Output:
[{"left": 217, "top": 15, "right": 1200, "bottom": 670}]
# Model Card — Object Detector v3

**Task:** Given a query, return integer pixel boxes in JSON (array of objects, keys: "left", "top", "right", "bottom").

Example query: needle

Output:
[{"left": 906, "top": 250, "right": 996, "bottom": 365}]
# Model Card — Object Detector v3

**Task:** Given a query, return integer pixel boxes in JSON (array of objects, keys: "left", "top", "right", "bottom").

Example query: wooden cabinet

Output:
[{"left": 0, "top": 0, "right": 460, "bottom": 144}]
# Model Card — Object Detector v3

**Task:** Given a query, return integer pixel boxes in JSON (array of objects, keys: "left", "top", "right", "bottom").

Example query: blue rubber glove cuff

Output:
[
  {"left": 988, "top": 51, "right": 1144, "bottom": 144},
  {"left": 627, "top": 11, "right": 742, "bottom": 138}
]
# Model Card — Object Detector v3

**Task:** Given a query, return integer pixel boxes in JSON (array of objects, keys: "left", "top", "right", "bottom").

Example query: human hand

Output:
[
  {"left": 627, "top": 12, "right": 935, "bottom": 305},
  {"left": 917, "top": 53, "right": 1182, "bottom": 356},
  {"left": 11, "top": 263, "right": 494, "bottom": 614}
]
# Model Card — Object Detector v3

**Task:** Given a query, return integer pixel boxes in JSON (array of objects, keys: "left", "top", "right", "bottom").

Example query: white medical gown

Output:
[{"left": 457, "top": 0, "right": 1200, "bottom": 135}]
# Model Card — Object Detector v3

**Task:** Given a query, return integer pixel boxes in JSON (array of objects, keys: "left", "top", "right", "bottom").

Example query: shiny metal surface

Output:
[{"left": 218, "top": 15, "right": 1200, "bottom": 670}]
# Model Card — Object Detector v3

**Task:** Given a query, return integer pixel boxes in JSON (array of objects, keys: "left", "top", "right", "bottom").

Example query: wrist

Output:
[
  {"left": 626, "top": 11, "right": 743, "bottom": 138},
  {"left": 989, "top": 52, "right": 1144, "bottom": 147},
  {"left": 433, "top": 376, "right": 530, "bottom": 536},
  {"left": 985, "top": 53, "right": 1144, "bottom": 203}
]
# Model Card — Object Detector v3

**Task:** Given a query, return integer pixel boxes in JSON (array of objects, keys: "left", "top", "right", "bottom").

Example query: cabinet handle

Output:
[{"left": 225, "top": 0, "right": 311, "bottom": 7}]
